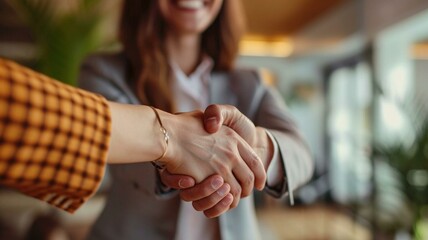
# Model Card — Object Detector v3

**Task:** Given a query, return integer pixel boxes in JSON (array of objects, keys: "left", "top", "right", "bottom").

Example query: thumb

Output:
[
  {"left": 203, "top": 105, "right": 255, "bottom": 142},
  {"left": 203, "top": 104, "right": 223, "bottom": 133}
]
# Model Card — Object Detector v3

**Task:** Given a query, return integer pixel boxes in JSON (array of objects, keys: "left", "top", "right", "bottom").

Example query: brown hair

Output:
[{"left": 119, "top": 0, "right": 246, "bottom": 111}]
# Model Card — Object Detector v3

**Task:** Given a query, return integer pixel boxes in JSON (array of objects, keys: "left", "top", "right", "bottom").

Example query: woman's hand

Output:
[{"left": 204, "top": 104, "right": 274, "bottom": 169}]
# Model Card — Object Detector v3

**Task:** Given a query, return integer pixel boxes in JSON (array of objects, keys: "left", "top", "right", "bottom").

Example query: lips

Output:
[{"left": 175, "top": 0, "right": 206, "bottom": 10}]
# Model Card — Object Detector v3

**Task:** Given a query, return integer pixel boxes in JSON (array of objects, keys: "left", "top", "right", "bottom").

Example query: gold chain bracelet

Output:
[{"left": 150, "top": 106, "right": 169, "bottom": 170}]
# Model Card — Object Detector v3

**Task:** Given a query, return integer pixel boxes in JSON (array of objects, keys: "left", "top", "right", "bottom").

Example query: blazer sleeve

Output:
[
  {"left": 252, "top": 75, "right": 314, "bottom": 199},
  {"left": 0, "top": 58, "right": 111, "bottom": 213},
  {"left": 78, "top": 54, "right": 138, "bottom": 104}
]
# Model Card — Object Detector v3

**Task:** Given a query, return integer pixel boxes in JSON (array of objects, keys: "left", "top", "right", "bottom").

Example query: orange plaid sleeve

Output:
[{"left": 0, "top": 58, "right": 111, "bottom": 213}]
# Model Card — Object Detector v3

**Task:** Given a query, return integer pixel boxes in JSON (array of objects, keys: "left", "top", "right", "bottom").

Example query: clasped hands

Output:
[{"left": 157, "top": 104, "right": 273, "bottom": 218}]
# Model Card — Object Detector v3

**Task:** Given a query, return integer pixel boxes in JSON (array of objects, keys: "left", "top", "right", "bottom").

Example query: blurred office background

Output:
[{"left": 1, "top": 0, "right": 428, "bottom": 239}]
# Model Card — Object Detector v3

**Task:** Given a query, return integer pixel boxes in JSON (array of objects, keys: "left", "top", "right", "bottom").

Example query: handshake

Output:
[{"left": 143, "top": 104, "right": 272, "bottom": 218}]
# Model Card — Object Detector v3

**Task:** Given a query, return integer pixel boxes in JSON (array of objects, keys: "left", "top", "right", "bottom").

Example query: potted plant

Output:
[
  {"left": 375, "top": 99, "right": 428, "bottom": 239},
  {"left": 8, "top": 0, "right": 104, "bottom": 86}
]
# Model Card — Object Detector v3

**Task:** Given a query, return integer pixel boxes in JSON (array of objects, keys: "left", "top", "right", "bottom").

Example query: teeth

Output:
[{"left": 177, "top": 0, "right": 204, "bottom": 9}]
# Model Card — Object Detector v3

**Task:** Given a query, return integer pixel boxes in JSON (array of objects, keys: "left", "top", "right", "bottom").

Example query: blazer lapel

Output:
[
  {"left": 209, "top": 72, "right": 238, "bottom": 106},
  {"left": 210, "top": 70, "right": 264, "bottom": 120}
]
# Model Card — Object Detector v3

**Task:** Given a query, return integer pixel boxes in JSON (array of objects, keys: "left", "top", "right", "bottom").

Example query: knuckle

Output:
[
  {"left": 249, "top": 157, "right": 260, "bottom": 169},
  {"left": 247, "top": 172, "right": 255, "bottom": 184},
  {"left": 216, "top": 163, "right": 230, "bottom": 176},
  {"left": 224, "top": 127, "right": 237, "bottom": 137},
  {"left": 229, "top": 105, "right": 238, "bottom": 113},
  {"left": 224, "top": 150, "right": 235, "bottom": 161}
]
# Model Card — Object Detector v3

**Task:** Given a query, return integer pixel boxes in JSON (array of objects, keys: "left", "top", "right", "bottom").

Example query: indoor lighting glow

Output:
[
  {"left": 379, "top": 98, "right": 406, "bottom": 133},
  {"left": 411, "top": 43, "right": 428, "bottom": 60},
  {"left": 330, "top": 110, "right": 352, "bottom": 133},
  {"left": 387, "top": 65, "right": 410, "bottom": 102},
  {"left": 239, "top": 36, "right": 294, "bottom": 57}
]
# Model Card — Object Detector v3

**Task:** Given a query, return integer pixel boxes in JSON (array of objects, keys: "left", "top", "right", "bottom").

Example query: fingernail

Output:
[
  {"left": 211, "top": 178, "right": 223, "bottom": 189},
  {"left": 217, "top": 187, "right": 228, "bottom": 196},
  {"left": 179, "top": 179, "right": 193, "bottom": 188},
  {"left": 206, "top": 117, "right": 218, "bottom": 126}
]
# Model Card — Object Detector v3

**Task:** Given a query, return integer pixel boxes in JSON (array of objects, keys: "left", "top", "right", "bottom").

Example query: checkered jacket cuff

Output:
[{"left": 0, "top": 58, "right": 111, "bottom": 213}]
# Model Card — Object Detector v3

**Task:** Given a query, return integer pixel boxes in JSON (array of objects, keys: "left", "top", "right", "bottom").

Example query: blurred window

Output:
[{"left": 325, "top": 52, "right": 373, "bottom": 204}]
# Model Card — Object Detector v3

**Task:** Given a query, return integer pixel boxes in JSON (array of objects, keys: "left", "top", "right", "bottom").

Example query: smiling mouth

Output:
[{"left": 175, "top": 0, "right": 207, "bottom": 10}]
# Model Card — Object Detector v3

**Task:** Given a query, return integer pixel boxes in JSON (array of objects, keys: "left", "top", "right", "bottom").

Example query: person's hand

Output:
[
  {"left": 159, "top": 109, "right": 266, "bottom": 209},
  {"left": 204, "top": 104, "right": 274, "bottom": 169}
]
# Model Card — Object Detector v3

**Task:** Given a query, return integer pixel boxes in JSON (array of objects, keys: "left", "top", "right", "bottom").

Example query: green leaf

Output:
[{"left": 9, "top": 0, "right": 104, "bottom": 85}]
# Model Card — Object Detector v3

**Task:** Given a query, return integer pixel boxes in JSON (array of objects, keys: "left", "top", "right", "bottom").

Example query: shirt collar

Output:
[{"left": 169, "top": 55, "right": 213, "bottom": 84}]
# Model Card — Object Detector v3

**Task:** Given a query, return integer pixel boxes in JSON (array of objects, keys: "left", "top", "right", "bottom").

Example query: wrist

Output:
[
  {"left": 149, "top": 107, "right": 170, "bottom": 170},
  {"left": 107, "top": 103, "right": 172, "bottom": 164},
  {"left": 153, "top": 109, "right": 178, "bottom": 168},
  {"left": 154, "top": 110, "right": 206, "bottom": 175},
  {"left": 254, "top": 127, "right": 274, "bottom": 169}
]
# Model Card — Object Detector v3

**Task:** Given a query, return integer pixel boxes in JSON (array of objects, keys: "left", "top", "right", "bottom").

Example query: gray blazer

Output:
[{"left": 78, "top": 53, "right": 313, "bottom": 240}]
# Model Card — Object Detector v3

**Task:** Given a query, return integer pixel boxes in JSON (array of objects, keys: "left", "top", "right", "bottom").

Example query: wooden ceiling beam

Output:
[{"left": 243, "top": 0, "right": 345, "bottom": 36}]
